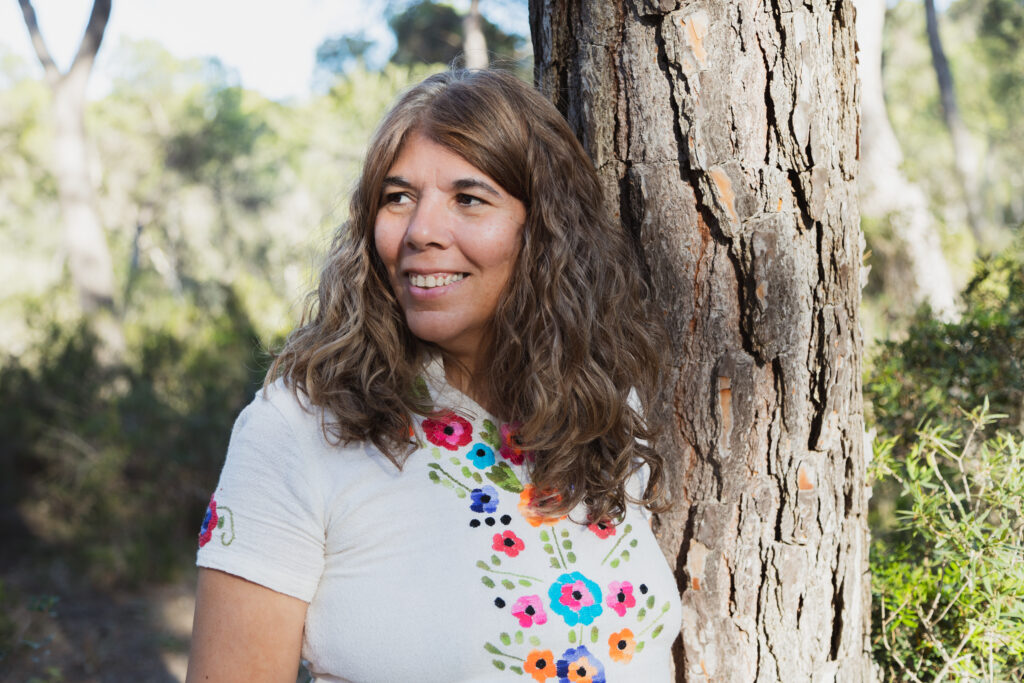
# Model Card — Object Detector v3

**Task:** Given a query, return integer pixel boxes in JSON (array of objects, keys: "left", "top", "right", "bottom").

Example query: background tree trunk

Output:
[
  {"left": 530, "top": 1, "right": 871, "bottom": 680},
  {"left": 18, "top": 0, "right": 116, "bottom": 314},
  {"left": 463, "top": 0, "right": 489, "bottom": 69},
  {"left": 856, "top": 0, "right": 957, "bottom": 319}
]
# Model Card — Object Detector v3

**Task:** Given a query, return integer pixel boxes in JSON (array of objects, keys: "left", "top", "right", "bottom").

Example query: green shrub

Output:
[{"left": 870, "top": 404, "right": 1024, "bottom": 680}]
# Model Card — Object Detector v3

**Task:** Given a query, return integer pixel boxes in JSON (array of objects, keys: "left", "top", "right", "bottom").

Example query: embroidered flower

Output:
[
  {"left": 518, "top": 485, "right": 566, "bottom": 527},
  {"left": 607, "top": 628, "right": 636, "bottom": 663},
  {"left": 470, "top": 485, "right": 500, "bottom": 513},
  {"left": 499, "top": 422, "right": 531, "bottom": 464},
  {"left": 587, "top": 520, "right": 616, "bottom": 539},
  {"left": 423, "top": 413, "right": 473, "bottom": 450},
  {"left": 524, "top": 649, "right": 557, "bottom": 682},
  {"left": 548, "top": 572, "right": 603, "bottom": 626},
  {"left": 198, "top": 494, "right": 218, "bottom": 548},
  {"left": 493, "top": 530, "right": 526, "bottom": 557},
  {"left": 555, "top": 645, "right": 606, "bottom": 683},
  {"left": 606, "top": 580, "right": 636, "bottom": 617},
  {"left": 511, "top": 594, "right": 548, "bottom": 628},
  {"left": 467, "top": 442, "right": 496, "bottom": 469}
]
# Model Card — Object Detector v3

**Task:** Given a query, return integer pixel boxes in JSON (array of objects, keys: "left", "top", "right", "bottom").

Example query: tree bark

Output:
[
  {"left": 856, "top": 0, "right": 957, "bottom": 319},
  {"left": 18, "top": 0, "right": 116, "bottom": 313},
  {"left": 923, "top": 0, "right": 984, "bottom": 245},
  {"left": 530, "top": 1, "right": 871, "bottom": 680},
  {"left": 464, "top": 0, "right": 489, "bottom": 69}
]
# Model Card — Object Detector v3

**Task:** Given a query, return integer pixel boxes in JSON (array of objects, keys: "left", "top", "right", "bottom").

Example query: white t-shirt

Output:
[{"left": 196, "top": 360, "right": 682, "bottom": 682}]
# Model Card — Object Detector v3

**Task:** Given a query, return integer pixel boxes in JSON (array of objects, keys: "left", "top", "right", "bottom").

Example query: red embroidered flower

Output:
[
  {"left": 198, "top": 494, "right": 218, "bottom": 548},
  {"left": 606, "top": 580, "right": 636, "bottom": 616},
  {"left": 499, "top": 422, "right": 532, "bottom": 464},
  {"left": 587, "top": 520, "right": 616, "bottom": 539},
  {"left": 493, "top": 530, "right": 526, "bottom": 557},
  {"left": 422, "top": 413, "right": 473, "bottom": 450}
]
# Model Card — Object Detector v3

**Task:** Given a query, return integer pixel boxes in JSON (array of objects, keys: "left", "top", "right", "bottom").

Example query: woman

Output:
[{"left": 187, "top": 69, "right": 682, "bottom": 682}]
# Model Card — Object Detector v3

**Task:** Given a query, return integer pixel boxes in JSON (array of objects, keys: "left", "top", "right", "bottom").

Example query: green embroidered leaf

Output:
[
  {"left": 539, "top": 530, "right": 550, "bottom": 542},
  {"left": 529, "top": 635, "right": 541, "bottom": 647},
  {"left": 461, "top": 466, "right": 473, "bottom": 478},
  {"left": 431, "top": 447, "right": 441, "bottom": 460},
  {"left": 481, "top": 576, "right": 495, "bottom": 588},
  {"left": 412, "top": 375, "right": 431, "bottom": 401},
  {"left": 493, "top": 659, "right": 506, "bottom": 671},
  {"left": 560, "top": 529, "right": 569, "bottom": 538},
  {"left": 543, "top": 544, "right": 554, "bottom": 554},
  {"left": 428, "top": 470, "right": 441, "bottom": 484},
  {"left": 550, "top": 557, "right": 561, "bottom": 569},
  {"left": 630, "top": 538, "right": 639, "bottom": 548},
  {"left": 636, "top": 641, "right": 646, "bottom": 653},
  {"left": 450, "top": 457, "right": 462, "bottom": 467},
  {"left": 661, "top": 601, "right": 672, "bottom": 613},
  {"left": 562, "top": 540, "right": 572, "bottom": 550},
  {"left": 477, "top": 560, "right": 491, "bottom": 571},
  {"left": 491, "top": 554, "right": 502, "bottom": 566},
  {"left": 637, "top": 607, "right": 647, "bottom": 621},
  {"left": 485, "top": 462, "right": 523, "bottom": 493},
  {"left": 502, "top": 579, "right": 515, "bottom": 590},
  {"left": 610, "top": 558, "right": 620, "bottom": 568},
  {"left": 620, "top": 549, "right": 630, "bottom": 561},
  {"left": 514, "top": 630, "right": 524, "bottom": 644},
  {"left": 510, "top": 665, "right": 524, "bottom": 675},
  {"left": 441, "top": 478, "right": 454, "bottom": 490},
  {"left": 518, "top": 579, "right": 531, "bottom": 587},
  {"left": 500, "top": 632, "right": 512, "bottom": 646},
  {"left": 472, "top": 472, "right": 483, "bottom": 484},
  {"left": 566, "top": 552, "right": 577, "bottom": 564},
  {"left": 624, "top": 524, "right": 633, "bottom": 534},
  {"left": 590, "top": 626, "right": 599, "bottom": 643},
  {"left": 568, "top": 629, "right": 577, "bottom": 644},
  {"left": 455, "top": 487, "right": 467, "bottom": 499},
  {"left": 646, "top": 595, "right": 655, "bottom": 609},
  {"left": 484, "top": 642, "right": 501, "bottom": 654},
  {"left": 652, "top": 624, "right": 664, "bottom": 639},
  {"left": 481, "top": 419, "right": 501, "bottom": 450},
  {"left": 216, "top": 518, "right": 224, "bottom": 529}
]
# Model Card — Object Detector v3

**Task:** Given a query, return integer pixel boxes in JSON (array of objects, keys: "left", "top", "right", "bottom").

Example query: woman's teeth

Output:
[{"left": 409, "top": 273, "right": 465, "bottom": 288}]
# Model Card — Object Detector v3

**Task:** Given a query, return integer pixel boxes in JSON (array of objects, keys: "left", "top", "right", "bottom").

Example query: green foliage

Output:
[
  {"left": 865, "top": 245, "right": 1024, "bottom": 445},
  {"left": 0, "top": 286, "right": 272, "bottom": 586},
  {"left": 870, "top": 404, "right": 1024, "bottom": 680},
  {"left": 388, "top": 0, "right": 524, "bottom": 67}
]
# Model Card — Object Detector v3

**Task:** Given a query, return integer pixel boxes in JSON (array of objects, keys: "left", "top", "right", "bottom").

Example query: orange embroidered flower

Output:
[
  {"left": 524, "top": 649, "right": 557, "bottom": 682},
  {"left": 607, "top": 628, "right": 636, "bottom": 663},
  {"left": 518, "top": 485, "right": 566, "bottom": 527}
]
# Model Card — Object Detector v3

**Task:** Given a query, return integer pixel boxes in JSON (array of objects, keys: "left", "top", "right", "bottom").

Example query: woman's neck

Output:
[{"left": 443, "top": 356, "right": 496, "bottom": 415}]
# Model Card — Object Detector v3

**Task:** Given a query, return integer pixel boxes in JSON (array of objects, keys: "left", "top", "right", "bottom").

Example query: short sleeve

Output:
[{"left": 196, "top": 389, "right": 326, "bottom": 602}]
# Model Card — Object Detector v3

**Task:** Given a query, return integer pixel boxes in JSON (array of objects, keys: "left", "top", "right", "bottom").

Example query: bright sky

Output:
[{"left": 0, "top": 0, "right": 529, "bottom": 101}]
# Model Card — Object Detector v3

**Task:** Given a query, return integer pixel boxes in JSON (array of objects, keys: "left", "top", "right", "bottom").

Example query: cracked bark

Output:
[{"left": 530, "top": 0, "right": 871, "bottom": 680}]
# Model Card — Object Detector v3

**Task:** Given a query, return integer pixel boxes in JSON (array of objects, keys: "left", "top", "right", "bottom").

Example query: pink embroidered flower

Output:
[
  {"left": 511, "top": 595, "right": 548, "bottom": 627},
  {"left": 198, "top": 494, "right": 218, "bottom": 548},
  {"left": 587, "top": 520, "right": 616, "bottom": 539},
  {"left": 606, "top": 580, "right": 636, "bottom": 616},
  {"left": 422, "top": 413, "right": 473, "bottom": 450},
  {"left": 499, "top": 422, "right": 531, "bottom": 464},
  {"left": 493, "top": 530, "right": 526, "bottom": 557}
]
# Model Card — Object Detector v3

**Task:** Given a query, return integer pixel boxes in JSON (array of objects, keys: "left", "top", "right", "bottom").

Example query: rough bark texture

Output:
[
  {"left": 18, "top": 0, "right": 116, "bottom": 313},
  {"left": 530, "top": 1, "right": 871, "bottom": 680},
  {"left": 856, "top": 0, "right": 957, "bottom": 319},
  {"left": 464, "top": 0, "right": 489, "bottom": 69}
]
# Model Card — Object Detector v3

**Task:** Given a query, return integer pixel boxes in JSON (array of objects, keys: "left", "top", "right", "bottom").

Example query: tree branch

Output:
[
  {"left": 17, "top": 0, "right": 60, "bottom": 83},
  {"left": 68, "top": 0, "right": 112, "bottom": 82}
]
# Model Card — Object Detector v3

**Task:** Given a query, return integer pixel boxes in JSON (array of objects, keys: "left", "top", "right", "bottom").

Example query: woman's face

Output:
[{"left": 374, "top": 132, "right": 526, "bottom": 372}]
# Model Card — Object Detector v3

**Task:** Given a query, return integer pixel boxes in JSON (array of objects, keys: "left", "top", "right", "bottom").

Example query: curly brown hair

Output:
[{"left": 268, "top": 69, "right": 667, "bottom": 523}]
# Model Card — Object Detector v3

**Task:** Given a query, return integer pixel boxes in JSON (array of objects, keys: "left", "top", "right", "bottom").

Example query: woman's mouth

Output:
[{"left": 408, "top": 272, "right": 466, "bottom": 289}]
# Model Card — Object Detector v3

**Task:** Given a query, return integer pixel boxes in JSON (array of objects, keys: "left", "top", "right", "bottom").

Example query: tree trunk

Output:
[
  {"left": 530, "top": 1, "right": 871, "bottom": 681},
  {"left": 923, "top": 0, "right": 985, "bottom": 246},
  {"left": 464, "top": 0, "right": 489, "bottom": 69},
  {"left": 856, "top": 0, "right": 957, "bottom": 319},
  {"left": 18, "top": 0, "right": 116, "bottom": 313}
]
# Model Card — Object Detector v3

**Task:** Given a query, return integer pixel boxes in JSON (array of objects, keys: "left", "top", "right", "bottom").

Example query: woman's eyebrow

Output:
[
  {"left": 452, "top": 178, "right": 502, "bottom": 198},
  {"left": 382, "top": 176, "right": 412, "bottom": 189}
]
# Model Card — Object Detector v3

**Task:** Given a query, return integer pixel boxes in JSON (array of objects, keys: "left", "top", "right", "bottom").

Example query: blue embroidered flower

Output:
[
  {"left": 548, "top": 572, "right": 603, "bottom": 626},
  {"left": 556, "top": 645, "right": 606, "bottom": 683},
  {"left": 470, "top": 485, "right": 500, "bottom": 513},
  {"left": 466, "top": 442, "right": 496, "bottom": 469}
]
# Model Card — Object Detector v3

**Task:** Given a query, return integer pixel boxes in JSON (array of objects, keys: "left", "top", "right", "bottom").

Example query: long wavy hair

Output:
[{"left": 268, "top": 69, "right": 667, "bottom": 522}]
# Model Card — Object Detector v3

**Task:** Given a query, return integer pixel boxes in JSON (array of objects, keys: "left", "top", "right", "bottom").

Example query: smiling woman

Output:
[{"left": 187, "top": 69, "right": 682, "bottom": 682}]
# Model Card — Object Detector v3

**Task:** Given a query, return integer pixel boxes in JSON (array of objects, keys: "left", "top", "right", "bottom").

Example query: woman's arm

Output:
[{"left": 186, "top": 568, "right": 309, "bottom": 683}]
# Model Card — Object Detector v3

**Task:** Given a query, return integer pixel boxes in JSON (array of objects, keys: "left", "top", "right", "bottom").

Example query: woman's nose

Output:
[{"left": 404, "top": 195, "right": 450, "bottom": 250}]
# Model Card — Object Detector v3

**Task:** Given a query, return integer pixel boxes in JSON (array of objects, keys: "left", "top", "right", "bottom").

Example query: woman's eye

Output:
[
  {"left": 456, "top": 193, "right": 484, "bottom": 207},
  {"left": 383, "top": 191, "right": 411, "bottom": 205}
]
